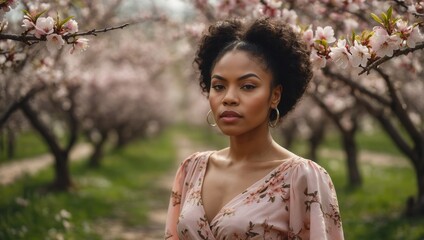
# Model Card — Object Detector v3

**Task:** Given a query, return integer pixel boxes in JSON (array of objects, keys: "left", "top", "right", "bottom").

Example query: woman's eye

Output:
[
  {"left": 212, "top": 85, "right": 224, "bottom": 91},
  {"left": 242, "top": 85, "right": 256, "bottom": 90}
]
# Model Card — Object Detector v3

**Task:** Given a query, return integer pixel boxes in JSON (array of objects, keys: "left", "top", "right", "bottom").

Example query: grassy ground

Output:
[
  {"left": 0, "top": 129, "right": 176, "bottom": 239},
  {"left": 0, "top": 131, "right": 49, "bottom": 162},
  {"left": 1, "top": 124, "right": 424, "bottom": 239}
]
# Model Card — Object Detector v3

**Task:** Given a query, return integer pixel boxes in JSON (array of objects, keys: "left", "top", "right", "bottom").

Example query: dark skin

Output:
[{"left": 202, "top": 50, "right": 297, "bottom": 224}]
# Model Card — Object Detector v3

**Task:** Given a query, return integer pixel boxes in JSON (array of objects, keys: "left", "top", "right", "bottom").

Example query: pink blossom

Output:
[
  {"left": 316, "top": 26, "right": 336, "bottom": 43},
  {"left": 329, "top": 39, "right": 350, "bottom": 69},
  {"left": 310, "top": 49, "right": 327, "bottom": 68},
  {"left": 281, "top": 9, "right": 297, "bottom": 25},
  {"left": 369, "top": 27, "right": 401, "bottom": 57},
  {"left": 34, "top": 17, "right": 55, "bottom": 38},
  {"left": 349, "top": 41, "right": 370, "bottom": 67},
  {"left": 70, "top": 38, "right": 89, "bottom": 54},
  {"left": 63, "top": 19, "right": 78, "bottom": 34},
  {"left": 302, "top": 28, "right": 314, "bottom": 47},
  {"left": 21, "top": 18, "right": 35, "bottom": 31},
  {"left": 46, "top": 34, "right": 65, "bottom": 53},
  {"left": 264, "top": 0, "right": 282, "bottom": 9},
  {"left": 406, "top": 26, "right": 423, "bottom": 48}
]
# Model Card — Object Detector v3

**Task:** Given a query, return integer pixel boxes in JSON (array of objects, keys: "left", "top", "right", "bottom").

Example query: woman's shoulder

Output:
[
  {"left": 178, "top": 150, "right": 214, "bottom": 174},
  {"left": 287, "top": 156, "right": 331, "bottom": 179}
]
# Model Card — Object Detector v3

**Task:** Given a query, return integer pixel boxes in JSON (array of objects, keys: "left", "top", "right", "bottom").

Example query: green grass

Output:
[
  {"left": 0, "top": 129, "right": 176, "bottom": 239},
  {"left": 319, "top": 156, "right": 424, "bottom": 239},
  {"left": 321, "top": 128, "right": 405, "bottom": 156},
  {"left": 0, "top": 131, "right": 49, "bottom": 162}
]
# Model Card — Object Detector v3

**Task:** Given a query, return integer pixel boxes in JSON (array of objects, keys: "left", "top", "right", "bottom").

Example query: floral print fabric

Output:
[{"left": 165, "top": 151, "right": 344, "bottom": 240}]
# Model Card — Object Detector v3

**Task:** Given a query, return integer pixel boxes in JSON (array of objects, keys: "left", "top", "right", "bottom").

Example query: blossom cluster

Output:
[
  {"left": 305, "top": 9, "right": 424, "bottom": 70},
  {"left": 0, "top": 0, "right": 18, "bottom": 18},
  {"left": 204, "top": 1, "right": 424, "bottom": 72},
  {"left": 0, "top": 40, "right": 26, "bottom": 67},
  {"left": 21, "top": 11, "right": 89, "bottom": 53}
]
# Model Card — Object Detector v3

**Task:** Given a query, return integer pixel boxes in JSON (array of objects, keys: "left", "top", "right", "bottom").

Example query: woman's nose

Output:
[{"left": 222, "top": 87, "right": 239, "bottom": 106}]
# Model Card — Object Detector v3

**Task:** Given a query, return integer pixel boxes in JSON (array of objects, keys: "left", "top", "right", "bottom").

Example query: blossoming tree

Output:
[{"left": 0, "top": 0, "right": 129, "bottom": 190}]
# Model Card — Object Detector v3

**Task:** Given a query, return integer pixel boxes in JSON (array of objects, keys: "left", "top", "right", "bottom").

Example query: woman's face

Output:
[{"left": 209, "top": 50, "right": 281, "bottom": 136}]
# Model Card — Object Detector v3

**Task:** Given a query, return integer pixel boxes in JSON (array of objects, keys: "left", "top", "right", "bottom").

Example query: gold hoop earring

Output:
[
  {"left": 206, "top": 110, "right": 217, "bottom": 127},
  {"left": 269, "top": 108, "right": 280, "bottom": 128}
]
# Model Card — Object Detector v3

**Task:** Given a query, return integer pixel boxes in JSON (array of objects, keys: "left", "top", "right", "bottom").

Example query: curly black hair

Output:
[{"left": 194, "top": 18, "right": 312, "bottom": 119}]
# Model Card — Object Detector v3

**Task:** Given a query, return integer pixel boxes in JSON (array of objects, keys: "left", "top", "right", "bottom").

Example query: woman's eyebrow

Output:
[{"left": 211, "top": 73, "right": 262, "bottom": 81}]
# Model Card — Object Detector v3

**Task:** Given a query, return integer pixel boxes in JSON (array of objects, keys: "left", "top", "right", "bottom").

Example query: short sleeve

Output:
[
  {"left": 288, "top": 160, "right": 344, "bottom": 240},
  {"left": 164, "top": 153, "right": 198, "bottom": 240}
]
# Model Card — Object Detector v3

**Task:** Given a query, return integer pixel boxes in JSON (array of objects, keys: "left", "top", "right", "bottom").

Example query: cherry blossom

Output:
[
  {"left": 310, "top": 49, "right": 327, "bottom": 68},
  {"left": 369, "top": 26, "right": 402, "bottom": 57},
  {"left": 316, "top": 26, "right": 336, "bottom": 44},
  {"left": 70, "top": 38, "right": 89, "bottom": 54},
  {"left": 329, "top": 39, "right": 350, "bottom": 69},
  {"left": 34, "top": 17, "right": 55, "bottom": 38},
  {"left": 349, "top": 41, "right": 370, "bottom": 68},
  {"left": 63, "top": 19, "right": 78, "bottom": 34},
  {"left": 46, "top": 34, "right": 65, "bottom": 53},
  {"left": 0, "top": 0, "right": 18, "bottom": 17},
  {"left": 302, "top": 28, "right": 315, "bottom": 47}
]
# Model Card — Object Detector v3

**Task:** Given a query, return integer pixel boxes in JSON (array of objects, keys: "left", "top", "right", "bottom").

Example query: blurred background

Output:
[{"left": 1, "top": 0, "right": 424, "bottom": 239}]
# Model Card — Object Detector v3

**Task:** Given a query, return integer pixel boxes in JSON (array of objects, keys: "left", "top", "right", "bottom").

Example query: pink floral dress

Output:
[{"left": 165, "top": 151, "right": 344, "bottom": 240}]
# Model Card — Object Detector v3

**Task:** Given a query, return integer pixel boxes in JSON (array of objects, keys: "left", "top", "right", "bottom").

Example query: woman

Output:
[{"left": 165, "top": 18, "right": 344, "bottom": 240}]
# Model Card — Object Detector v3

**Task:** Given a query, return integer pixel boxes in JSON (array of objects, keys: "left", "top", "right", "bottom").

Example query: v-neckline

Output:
[{"left": 199, "top": 151, "right": 296, "bottom": 226}]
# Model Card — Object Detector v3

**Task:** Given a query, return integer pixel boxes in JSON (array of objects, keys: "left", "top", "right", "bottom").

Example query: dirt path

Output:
[
  {"left": 93, "top": 134, "right": 212, "bottom": 240},
  {"left": 319, "top": 148, "right": 409, "bottom": 167},
  {"left": 0, "top": 144, "right": 92, "bottom": 185}
]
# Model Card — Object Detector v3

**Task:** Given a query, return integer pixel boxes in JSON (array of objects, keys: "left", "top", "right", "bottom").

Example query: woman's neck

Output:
[{"left": 226, "top": 124, "right": 277, "bottom": 163}]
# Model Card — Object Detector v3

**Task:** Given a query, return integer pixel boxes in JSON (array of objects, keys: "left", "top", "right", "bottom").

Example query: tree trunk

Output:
[
  {"left": 308, "top": 125, "right": 325, "bottom": 162},
  {"left": 342, "top": 131, "right": 362, "bottom": 187},
  {"left": 281, "top": 122, "right": 297, "bottom": 148},
  {"left": 7, "top": 127, "right": 15, "bottom": 160},
  {"left": 406, "top": 147, "right": 424, "bottom": 216},
  {"left": 20, "top": 101, "right": 73, "bottom": 191},
  {"left": 51, "top": 150, "right": 72, "bottom": 191},
  {"left": 88, "top": 132, "right": 108, "bottom": 168}
]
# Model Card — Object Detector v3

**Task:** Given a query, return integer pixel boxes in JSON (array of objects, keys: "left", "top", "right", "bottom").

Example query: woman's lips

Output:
[{"left": 219, "top": 111, "right": 242, "bottom": 123}]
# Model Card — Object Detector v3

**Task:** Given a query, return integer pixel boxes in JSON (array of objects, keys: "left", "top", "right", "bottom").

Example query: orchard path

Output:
[
  {"left": 93, "top": 134, "right": 212, "bottom": 240},
  {"left": 0, "top": 144, "right": 92, "bottom": 186}
]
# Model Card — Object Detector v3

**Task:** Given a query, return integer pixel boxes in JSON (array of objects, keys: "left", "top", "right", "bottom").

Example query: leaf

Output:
[
  {"left": 387, "top": 6, "right": 393, "bottom": 20},
  {"left": 59, "top": 16, "right": 74, "bottom": 28},
  {"left": 371, "top": 13, "right": 383, "bottom": 25},
  {"left": 34, "top": 10, "right": 48, "bottom": 21}
]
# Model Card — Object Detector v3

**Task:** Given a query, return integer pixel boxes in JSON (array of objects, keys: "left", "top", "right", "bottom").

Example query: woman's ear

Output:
[{"left": 271, "top": 85, "right": 282, "bottom": 108}]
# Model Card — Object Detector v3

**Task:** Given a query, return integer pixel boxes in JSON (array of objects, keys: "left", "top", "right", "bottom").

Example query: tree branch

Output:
[
  {"left": 0, "top": 23, "right": 130, "bottom": 43},
  {"left": 20, "top": 101, "right": 63, "bottom": 157},
  {"left": 322, "top": 67, "right": 392, "bottom": 107},
  {"left": 375, "top": 68, "right": 423, "bottom": 145},
  {"left": 0, "top": 85, "right": 46, "bottom": 128},
  {"left": 356, "top": 93, "right": 416, "bottom": 163},
  {"left": 64, "top": 87, "right": 79, "bottom": 155},
  {"left": 359, "top": 42, "right": 424, "bottom": 75}
]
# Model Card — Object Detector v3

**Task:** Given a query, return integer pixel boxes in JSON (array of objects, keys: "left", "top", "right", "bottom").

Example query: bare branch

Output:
[
  {"left": 65, "top": 23, "right": 130, "bottom": 39},
  {"left": 359, "top": 42, "right": 424, "bottom": 75},
  {"left": 356, "top": 92, "right": 416, "bottom": 162},
  {"left": 0, "top": 85, "right": 46, "bottom": 129},
  {"left": 322, "top": 67, "right": 392, "bottom": 106},
  {"left": 375, "top": 68, "right": 423, "bottom": 145}
]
